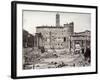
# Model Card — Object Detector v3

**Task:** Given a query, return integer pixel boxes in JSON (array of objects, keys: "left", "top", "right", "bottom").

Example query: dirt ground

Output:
[{"left": 23, "top": 48, "right": 90, "bottom": 69}]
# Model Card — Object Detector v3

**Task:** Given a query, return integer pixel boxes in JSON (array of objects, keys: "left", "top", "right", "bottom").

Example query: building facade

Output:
[
  {"left": 70, "top": 30, "right": 91, "bottom": 53},
  {"left": 36, "top": 13, "right": 74, "bottom": 51},
  {"left": 34, "top": 13, "right": 90, "bottom": 54}
]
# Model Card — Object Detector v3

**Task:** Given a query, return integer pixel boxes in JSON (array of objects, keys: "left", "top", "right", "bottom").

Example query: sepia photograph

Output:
[
  {"left": 22, "top": 10, "right": 91, "bottom": 70},
  {"left": 11, "top": 1, "right": 97, "bottom": 79}
]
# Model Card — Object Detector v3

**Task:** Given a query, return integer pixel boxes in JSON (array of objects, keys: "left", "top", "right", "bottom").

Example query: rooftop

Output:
[{"left": 36, "top": 26, "right": 64, "bottom": 28}]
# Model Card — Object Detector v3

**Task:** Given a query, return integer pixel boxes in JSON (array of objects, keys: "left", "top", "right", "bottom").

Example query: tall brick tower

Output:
[{"left": 56, "top": 13, "right": 60, "bottom": 27}]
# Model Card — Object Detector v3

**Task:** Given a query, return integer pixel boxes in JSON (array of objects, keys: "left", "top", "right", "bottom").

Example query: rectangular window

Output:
[{"left": 64, "top": 37, "right": 66, "bottom": 42}]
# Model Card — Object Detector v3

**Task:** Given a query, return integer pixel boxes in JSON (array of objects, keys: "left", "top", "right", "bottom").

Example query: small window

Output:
[{"left": 64, "top": 37, "right": 66, "bottom": 42}]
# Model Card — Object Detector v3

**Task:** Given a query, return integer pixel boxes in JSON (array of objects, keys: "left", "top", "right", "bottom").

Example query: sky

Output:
[{"left": 23, "top": 10, "right": 91, "bottom": 35}]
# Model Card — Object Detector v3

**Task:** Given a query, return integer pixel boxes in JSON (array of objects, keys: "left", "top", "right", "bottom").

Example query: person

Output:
[
  {"left": 84, "top": 46, "right": 91, "bottom": 63},
  {"left": 81, "top": 47, "right": 84, "bottom": 54}
]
